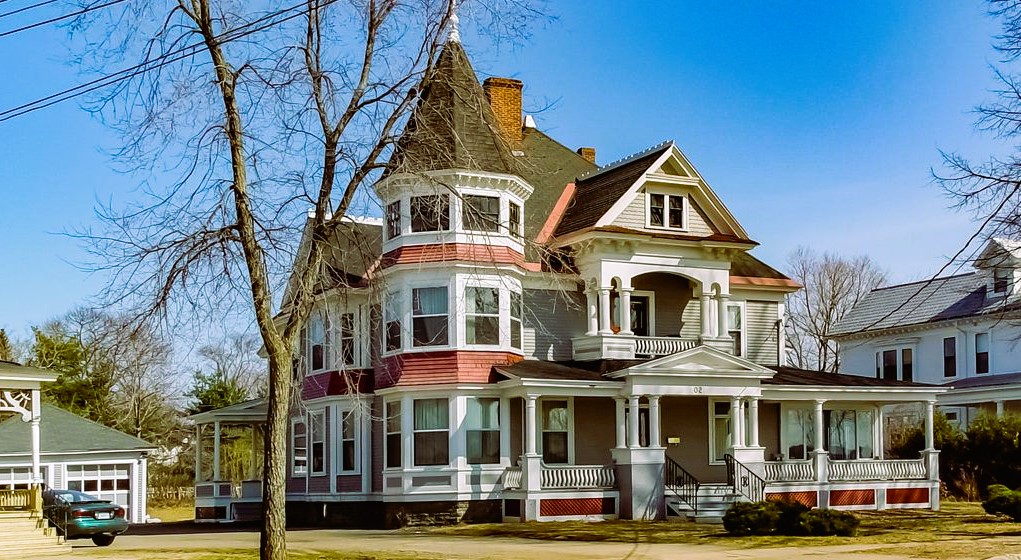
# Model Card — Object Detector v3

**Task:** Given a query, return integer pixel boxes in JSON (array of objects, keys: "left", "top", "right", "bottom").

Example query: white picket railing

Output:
[
  {"left": 541, "top": 464, "right": 616, "bottom": 489},
  {"left": 829, "top": 459, "right": 926, "bottom": 481},
  {"left": 503, "top": 466, "right": 523, "bottom": 489},
  {"left": 634, "top": 337, "right": 698, "bottom": 357},
  {"left": 763, "top": 460, "right": 815, "bottom": 482}
]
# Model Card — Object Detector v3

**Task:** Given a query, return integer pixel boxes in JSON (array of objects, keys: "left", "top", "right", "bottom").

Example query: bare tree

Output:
[
  {"left": 785, "top": 247, "right": 887, "bottom": 372},
  {"left": 71, "top": 1, "right": 539, "bottom": 556}
]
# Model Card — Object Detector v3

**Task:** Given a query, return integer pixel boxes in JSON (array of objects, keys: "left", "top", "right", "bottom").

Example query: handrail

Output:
[
  {"left": 725, "top": 454, "right": 765, "bottom": 503},
  {"left": 664, "top": 456, "right": 699, "bottom": 516}
]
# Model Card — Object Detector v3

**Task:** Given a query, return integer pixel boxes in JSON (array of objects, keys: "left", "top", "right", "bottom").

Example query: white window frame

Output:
[
  {"left": 309, "top": 410, "right": 327, "bottom": 477},
  {"left": 409, "top": 194, "right": 450, "bottom": 233},
  {"left": 708, "top": 399, "right": 732, "bottom": 465},
  {"left": 538, "top": 397, "right": 574, "bottom": 465},
  {"left": 976, "top": 332, "right": 991, "bottom": 375},
  {"left": 726, "top": 301, "right": 745, "bottom": 357},
  {"left": 509, "top": 289, "right": 522, "bottom": 350},
  {"left": 339, "top": 311, "right": 357, "bottom": 367},
  {"left": 466, "top": 397, "right": 501, "bottom": 465},
  {"left": 507, "top": 200, "right": 523, "bottom": 238},
  {"left": 337, "top": 407, "right": 360, "bottom": 474},
  {"left": 411, "top": 286, "right": 450, "bottom": 348},
  {"left": 465, "top": 286, "right": 501, "bottom": 346},
  {"left": 383, "top": 292, "right": 403, "bottom": 355},
  {"left": 461, "top": 193, "right": 502, "bottom": 233},
  {"left": 384, "top": 400, "right": 402, "bottom": 469},
  {"left": 412, "top": 398, "right": 450, "bottom": 467},
  {"left": 779, "top": 405, "right": 815, "bottom": 461},
  {"left": 645, "top": 191, "right": 688, "bottom": 231},
  {"left": 385, "top": 199, "right": 402, "bottom": 240},
  {"left": 943, "top": 336, "right": 959, "bottom": 379},
  {"left": 306, "top": 309, "right": 331, "bottom": 374},
  {"left": 291, "top": 417, "right": 308, "bottom": 477}
]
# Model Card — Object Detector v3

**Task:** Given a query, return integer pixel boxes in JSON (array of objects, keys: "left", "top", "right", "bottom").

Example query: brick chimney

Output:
[
  {"left": 483, "top": 77, "right": 523, "bottom": 142},
  {"left": 577, "top": 147, "right": 596, "bottom": 164}
]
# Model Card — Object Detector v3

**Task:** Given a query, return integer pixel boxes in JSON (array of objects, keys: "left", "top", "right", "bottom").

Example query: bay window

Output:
[
  {"left": 466, "top": 398, "right": 500, "bottom": 464},
  {"left": 510, "top": 291, "right": 522, "bottom": 349},
  {"left": 291, "top": 418, "right": 307, "bottom": 476},
  {"left": 307, "top": 311, "right": 329, "bottom": 372},
  {"left": 340, "top": 312, "right": 355, "bottom": 366},
  {"left": 466, "top": 287, "right": 499, "bottom": 345},
  {"left": 411, "top": 195, "right": 449, "bottom": 232},
  {"left": 386, "top": 200, "right": 402, "bottom": 239},
  {"left": 385, "top": 402, "right": 401, "bottom": 468},
  {"left": 463, "top": 194, "right": 500, "bottom": 232},
  {"left": 412, "top": 287, "right": 448, "bottom": 347},
  {"left": 340, "top": 410, "right": 357, "bottom": 472},
  {"left": 413, "top": 398, "right": 449, "bottom": 466},
  {"left": 310, "top": 410, "right": 326, "bottom": 475},
  {"left": 541, "top": 400, "right": 569, "bottom": 464},
  {"left": 385, "top": 294, "right": 401, "bottom": 352},
  {"left": 508, "top": 201, "right": 522, "bottom": 237}
]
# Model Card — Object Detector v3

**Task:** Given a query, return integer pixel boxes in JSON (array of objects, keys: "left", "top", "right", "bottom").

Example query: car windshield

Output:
[{"left": 53, "top": 490, "right": 105, "bottom": 504}]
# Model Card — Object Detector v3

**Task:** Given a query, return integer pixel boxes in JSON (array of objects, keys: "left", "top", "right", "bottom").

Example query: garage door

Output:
[{"left": 65, "top": 464, "right": 131, "bottom": 508}]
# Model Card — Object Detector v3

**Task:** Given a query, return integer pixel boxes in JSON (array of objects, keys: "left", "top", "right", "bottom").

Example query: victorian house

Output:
[{"left": 194, "top": 33, "right": 945, "bottom": 526}]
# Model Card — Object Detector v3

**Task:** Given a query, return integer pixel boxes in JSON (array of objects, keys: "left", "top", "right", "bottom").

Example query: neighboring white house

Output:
[{"left": 832, "top": 238, "right": 1021, "bottom": 426}]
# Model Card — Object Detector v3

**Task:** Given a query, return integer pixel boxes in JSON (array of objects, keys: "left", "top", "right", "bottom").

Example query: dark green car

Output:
[{"left": 42, "top": 489, "right": 129, "bottom": 546}]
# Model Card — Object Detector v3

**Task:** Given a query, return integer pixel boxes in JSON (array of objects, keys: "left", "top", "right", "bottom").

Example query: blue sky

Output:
[{"left": 0, "top": 1, "right": 1009, "bottom": 339}]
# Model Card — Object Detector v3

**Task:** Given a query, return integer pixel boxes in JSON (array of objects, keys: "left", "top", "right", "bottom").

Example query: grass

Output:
[
  {"left": 433, "top": 502, "right": 1021, "bottom": 555},
  {"left": 147, "top": 504, "right": 194, "bottom": 523}
]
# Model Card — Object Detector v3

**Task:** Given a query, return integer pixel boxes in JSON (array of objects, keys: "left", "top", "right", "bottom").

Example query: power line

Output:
[
  {"left": 0, "top": 0, "right": 61, "bottom": 20},
  {"left": 0, "top": 0, "right": 127, "bottom": 38},
  {"left": 1, "top": 0, "right": 334, "bottom": 122}
]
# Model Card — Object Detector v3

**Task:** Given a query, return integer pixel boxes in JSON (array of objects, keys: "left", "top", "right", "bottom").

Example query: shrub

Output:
[
  {"left": 722, "top": 501, "right": 781, "bottom": 536},
  {"left": 800, "top": 509, "right": 860, "bottom": 536},
  {"left": 982, "top": 484, "right": 1021, "bottom": 521},
  {"left": 723, "top": 501, "right": 859, "bottom": 537}
]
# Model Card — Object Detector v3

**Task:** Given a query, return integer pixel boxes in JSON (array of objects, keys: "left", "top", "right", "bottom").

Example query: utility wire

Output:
[
  {"left": 0, "top": 0, "right": 127, "bottom": 38},
  {"left": 1, "top": 0, "right": 335, "bottom": 122},
  {"left": 0, "top": 0, "right": 61, "bottom": 20}
]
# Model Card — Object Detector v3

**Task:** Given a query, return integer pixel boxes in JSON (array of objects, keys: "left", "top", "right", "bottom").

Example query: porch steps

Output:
[
  {"left": 0, "top": 510, "right": 69, "bottom": 556},
  {"left": 666, "top": 483, "right": 742, "bottom": 524}
]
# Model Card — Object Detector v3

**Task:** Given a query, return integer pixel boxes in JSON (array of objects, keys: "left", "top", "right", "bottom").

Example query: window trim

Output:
[
  {"left": 466, "top": 397, "right": 501, "bottom": 465},
  {"left": 309, "top": 410, "right": 327, "bottom": 477},
  {"left": 708, "top": 399, "right": 732, "bottom": 465},
  {"left": 410, "top": 194, "right": 451, "bottom": 233},
  {"left": 339, "top": 311, "right": 356, "bottom": 368},
  {"left": 726, "top": 301, "right": 745, "bottom": 357},
  {"left": 645, "top": 191, "right": 688, "bottom": 231},
  {"left": 413, "top": 398, "right": 450, "bottom": 467},
  {"left": 538, "top": 397, "right": 574, "bottom": 465},
  {"left": 291, "top": 417, "right": 308, "bottom": 477},
  {"left": 943, "top": 336, "right": 958, "bottom": 378},
  {"left": 507, "top": 200, "right": 523, "bottom": 238},
  {"left": 385, "top": 200, "right": 402, "bottom": 240},
  {"left": 384, "top": 292, "right": 403, "bottom": 355},
  {"left": 337, "top": 407, "right": 359, "bottom": 474},
  {"left": 307, "top": 310, "right": 331, "bottom": 374},
  {"left": 976, "top": 332, "right": 990, "bottom": 375},
  {"left": 873, "top": 344, "right": 916, "bottom": 381},
  {"left": 465, "top": 286, "right": 501, "bottom": 346},
  {"left": 411, "top": 286, "right": 450, "bottom": 348},
  {"left": 509, "top": 289, "right": 522, "bottom": 350},
  {"left": 385, "top": 401, "right": 402, "bottom": 469},
  {"left": 461, "top": 194, "right": 502, "bottom": 233}
]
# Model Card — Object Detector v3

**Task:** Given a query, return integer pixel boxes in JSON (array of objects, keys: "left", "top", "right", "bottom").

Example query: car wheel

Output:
[{"left": 92, "top": 534, "right": 116, "bottom": 547}]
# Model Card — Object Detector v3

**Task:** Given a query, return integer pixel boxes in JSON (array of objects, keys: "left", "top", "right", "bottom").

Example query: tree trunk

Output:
[{"left": 261, "top": 350, "right": 290, "bottom": 559}]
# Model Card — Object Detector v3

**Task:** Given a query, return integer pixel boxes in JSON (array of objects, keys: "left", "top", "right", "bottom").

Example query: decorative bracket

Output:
[{"left": 0, "top": 391, "right": 32, "bottom": 421}]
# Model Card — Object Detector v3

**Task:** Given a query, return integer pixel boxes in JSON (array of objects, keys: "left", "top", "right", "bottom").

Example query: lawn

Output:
[{"left": 432, "top": 502, "right": 1021, "bottom": 558}]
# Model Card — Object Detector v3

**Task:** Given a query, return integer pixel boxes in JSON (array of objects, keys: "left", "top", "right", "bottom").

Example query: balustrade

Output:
[
  {"left": 763, "top": 460, "right": 814, "bottom": 482},
  {"left": 540, "top": 464, "right": 615, "bottom": 489},
  {"left": 828, "top": 459, "right": 926, "bottom": 481},
  {"left": 634, "top": 337, "right": 698, "bottom": 357}
]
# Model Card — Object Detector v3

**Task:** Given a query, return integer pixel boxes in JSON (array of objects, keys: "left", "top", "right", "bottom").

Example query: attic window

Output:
[
  {"left": 994, "top": 268, "right": 1009, "bottom": 294},
  {"left": 647, "top": 192, "right": 686, "bottom": 230}
]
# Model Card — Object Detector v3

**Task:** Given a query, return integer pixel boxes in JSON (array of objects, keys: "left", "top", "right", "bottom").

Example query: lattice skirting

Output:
[
  {"left": 830, "top": 489, "right": 875, "bottom": 507},
  {"left": 765, "top": 490, "right": 818, "bottom": 507},
  {"left": 539, "top": 497, "right": 615, "bottom": 517},
  {"left": 887, "top": 487, "right": 929, "bottom": 505}
]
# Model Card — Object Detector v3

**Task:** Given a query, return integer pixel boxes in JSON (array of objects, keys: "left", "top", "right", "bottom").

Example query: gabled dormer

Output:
[{"left": 975, "top": 238, "right": 1021, "bottom": 300}]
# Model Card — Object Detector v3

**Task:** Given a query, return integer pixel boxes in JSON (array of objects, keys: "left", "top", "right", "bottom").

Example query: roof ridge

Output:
[
  {"left": 577, "top": 140, "right": 673, "bottom": 181},
  {"left": 868, "top": 271, "right": 978, "bottom": 293}
]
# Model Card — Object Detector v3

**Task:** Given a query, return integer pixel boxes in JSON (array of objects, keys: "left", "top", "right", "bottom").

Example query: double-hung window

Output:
[
  {"left": 541, "top": 400, "right": 569, "bottom": 464},
  {"left": 510, "top": 291, "right": 522, "bottom": 349},
  {"left": 976, "top": 332, "right": 990, "bottom": 374},
  {"left": 507, "top": 201, "right": 523, "bottom": 237},
  {"left": 308, "top": 311, "right": 329, "bottom": 372},
  {"left": 411, "top": 195, "right": 449, "bottom": 232},
  {"left": 385, "top": 402, "right": 401, "bottom": 468},
  {"left": 463, "top": 195, "right": 500, "bottom": 232},
  {"left": 340, "top": 410, "right": 357, "bottom": 472},
  {"left": 875, "top": 348, "right": 912, "bottom": 381},
  {"left": 726, "top": 304, "right": 743, "bottom": 357},
  {"left": 384, "top": 294, "right": 402, "bottom": 352},
  {"left": 710, "top": 400, "right": 731, "bottom": 463},
  {"left": 340, "top": 312, "right": 355, "bottom": 366},
  {"left": 413, "top": 398, "right": 449, "bottom": 466},
  {"left": 292, "top": 418, "right": 308, "bottom": 476},
  {"left": 943, "top": 337, "right": 957, "bottom": 377},
  {"left": 466, "top": 287, "right": 499, "bottom": 345},
  {"left": 466, "top": 398, "right": 500, "bottom": 464},
  {"left": 995, "top": 268, "right": 1009, "bottom": 294},
  {"left": 648, "top": 192, "right": 686, "bottom": 230},
  {"left": 412, "top": 287, "right": 448, "bottom": 347},
  {"left": 310, "top": 411, "right": 326, "bottom": 476},
  {"left": 386, "top": 200, "right": 402, "bottom": 239}
]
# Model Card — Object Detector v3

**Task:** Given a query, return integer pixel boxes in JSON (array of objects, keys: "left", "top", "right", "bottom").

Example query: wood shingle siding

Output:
[{"left": 522, "top": 290, "right": 586, "bottom": 360}]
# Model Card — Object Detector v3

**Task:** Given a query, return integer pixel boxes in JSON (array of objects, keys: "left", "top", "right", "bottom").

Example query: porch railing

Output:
[
  {"left": 725, "top": 454, "right": 765, "bottom": 502},
  {"left": 541, "top": 464, "right": 616, "bottom": 489},
  {"left": 503, "top": 466, "right": 523, "bottom": 490},
  {"left": 0, "top": 489, "right": 32, "bottom": 511},
  {"left": 829, "top": 458, "right": 926, "bottom": 481},
  {"left": 664, "top": 457, "right": 699, "bottom": 516},
  {"left": 763, "top": 460, "right": 814, "bottom": 482},
  {"left": 634, "top": 337, "right": 698, "bottom": 357}
]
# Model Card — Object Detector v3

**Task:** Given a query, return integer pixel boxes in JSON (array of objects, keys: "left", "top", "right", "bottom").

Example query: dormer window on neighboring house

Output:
[
  {"left": 994, "top": 268, "right": 1009, "bottom": 295},
  {"left": 411, "top": 195, "right": 449, "bottom": 232},
  {"left": 463, "top": 195, "right": 500, "bottom": 232},
  {"left": 647, "top": 192, "right": 687, "bottom": 230},
  {"left": 976, "top": 332, "right": 990, "bottom": 374},
  {"left": 307, "top": 311, "right": 329, "bottom": 372},
  {"left": 943, "top": 337, "right": 957, "bottom": 378}
]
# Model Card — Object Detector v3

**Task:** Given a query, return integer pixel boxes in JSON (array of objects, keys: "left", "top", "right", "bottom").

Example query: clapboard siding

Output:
[
  {"left": 522, "top": 289, "right": 587, "bottom": 360},
  {"left": 612, "top": 191, "right": 716, "bottom": 237},
  {"left": 632, "top": 273, "right": 696, "bottom": 337},
  {"left": 745, "top": 300, "right": 779, "bottom": 366}
]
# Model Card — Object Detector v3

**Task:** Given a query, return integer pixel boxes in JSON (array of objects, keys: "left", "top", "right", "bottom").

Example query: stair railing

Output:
[
  {"left": 724, "top": 453, "right": 765, "bottom": 503},
  {"left": 664, "top": 456, "right": 699, "bottom": 516}
]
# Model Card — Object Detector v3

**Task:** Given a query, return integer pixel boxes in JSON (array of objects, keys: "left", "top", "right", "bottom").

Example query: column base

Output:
[{"left": 612, "top": 447, "right": 665, "bottom": 520}]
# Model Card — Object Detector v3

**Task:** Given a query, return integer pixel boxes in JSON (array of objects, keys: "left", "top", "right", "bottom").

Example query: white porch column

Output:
[
  {"left": 401, "top": 394, "right": 414, "bottom": 472},
  {"left": 717, "top": 293, "right": 731, "bottom": 342},
  {"left": 585, "top": 288, "right": 599, "bottom": 335},
  {"left": 619, "top": 287, "right": 634, "bottom": 335},
  {"left": 648, "top": 395, "right": 661, "bottom": 448},
  {"left": 876, "top": 407, "right": 885, "bottom": 460},
  {"left": 212, "top": 420, "right": 222, "bottom": 481},
  {"left": 730, "top": 396, "right": 744, "bottom": 449},
  {"left": 525, "top": 395, "right": 538, "bottom": 455},
  {"left": 195, "top": 424, "right": 203, "bottom": 482},
  {"left": 996, "top": 400, "right": 1005, "bottom": 418},
  {"left": 614, "top": 397, "right": 627, "bottom": 449},
  {"left": 700, "top": 293, "right": 713, "bottom": 338},
  {"left": 813, "top": 399, "right": 826, "bottom": 452},
  {"left": 598, "top": 287, "right": 613, "bottom": 334},
  {"left": 748, "top": 397, "right": 760, "bottom": 448},
  {"left": 924, "top": 400, "right": 935, "bottom": 451},
  {"left": 30, "top": 389, "right": 41, "bottom": 484},
  {"left": 628, "top": 395, "right": 641, "bottom": 448},
  {"left": 812, "top": 399, "right": 829, "bottom": 483}
]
